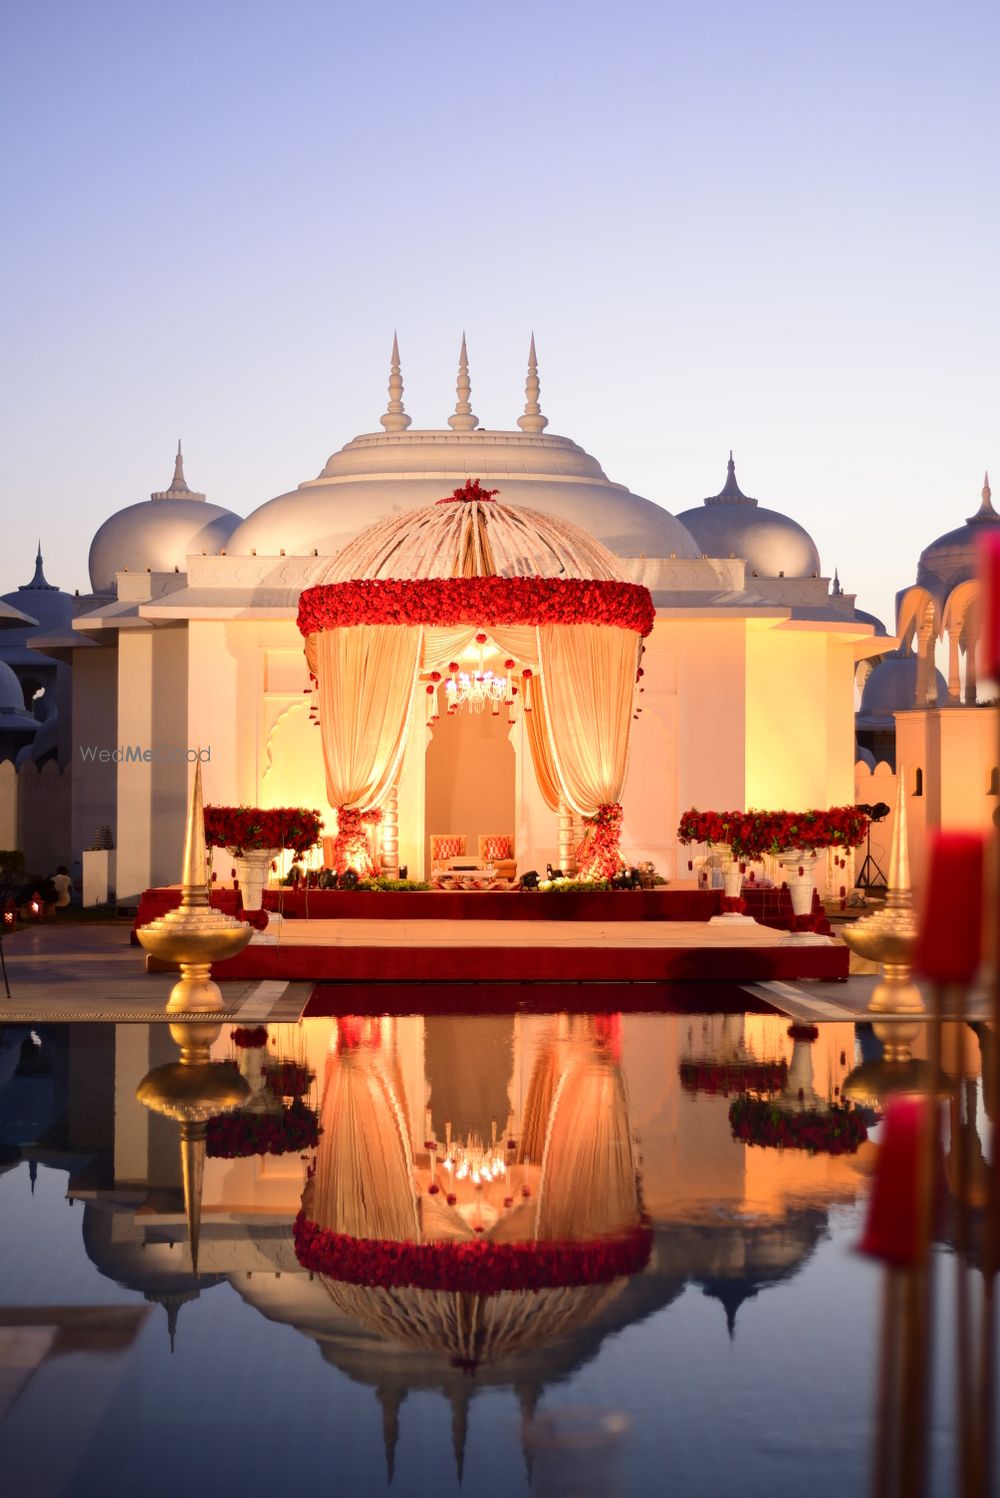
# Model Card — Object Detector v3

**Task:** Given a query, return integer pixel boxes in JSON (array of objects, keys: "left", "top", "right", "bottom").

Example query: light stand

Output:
[{"left": 855, "top": 801, "right": 891, "bottom": 891}]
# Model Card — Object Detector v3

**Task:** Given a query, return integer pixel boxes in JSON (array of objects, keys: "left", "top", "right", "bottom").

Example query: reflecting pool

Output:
[{"left": 0, "top": 1009, "right": 981, "bottom": 1496}]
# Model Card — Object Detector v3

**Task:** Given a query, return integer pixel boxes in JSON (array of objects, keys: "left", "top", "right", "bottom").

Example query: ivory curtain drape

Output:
[
  {"left": 314, "top": 624, "right": 422, "bottom": 811},
  {"left": 523, "top": 669, "right": 561, "bottom": 812},
  {"left": 537, "top": 623, "right": 639, "bottom": 817}
]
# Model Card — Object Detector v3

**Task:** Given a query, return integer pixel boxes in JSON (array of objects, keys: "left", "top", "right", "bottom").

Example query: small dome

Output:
[
  {"left": 321, "top": 479, "right": 625, "bottom": 583},
  {"left": 675, "top": 454, "right": 822, "bottom": 578},
  {"left": 88, "top": 444, "right": 241, "bottom": 593},
  {"left": 853, "top": 607, "right": 887, "bottom": 636},
  {"left": 228, "top": 428, "right": 700, "bottom": 563},
  {"left": 1, "top": 545, "right": 75, "bottom": 633},
  {"left": 916, "top": 472, "right": 1000, "bottom": 599},
  {"left": 859, "top": 654, "right": 947, "bottom": 719},
  {"left": 0, "top": 659, "right": 29, "bottom": 716}
]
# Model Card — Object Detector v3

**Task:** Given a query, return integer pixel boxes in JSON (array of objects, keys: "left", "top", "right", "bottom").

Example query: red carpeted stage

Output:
[{"left": 135, "top": 884, "right": 848, "bottom": 985}]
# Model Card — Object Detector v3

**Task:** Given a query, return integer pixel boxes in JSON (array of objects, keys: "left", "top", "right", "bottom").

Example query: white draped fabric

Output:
[
  {"left": 314, "top": 624, "right": 422, "bottom": 811},
  {"left": 537, "top": 623, "right": 639, "bottom": 817},
  {"left": 420, "top": 624, "right": 540, "bottom": 672}
]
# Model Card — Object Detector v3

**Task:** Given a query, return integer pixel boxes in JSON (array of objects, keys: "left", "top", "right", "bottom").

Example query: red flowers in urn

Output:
[
  {"left": 204, "top": 806, "right": 324, "bottom": 856},
  {"left": 677, "top": 806, "right": 870, "bottom": 861},
  {"left": 292, "top": 1214, "right": 653, "bottom": 1292},
  {"left": 231, "top": 1026, "right": 268, "bottom": 1049},
  {"left": 576, "top": 803, "right": 624, "bottom": 881}
]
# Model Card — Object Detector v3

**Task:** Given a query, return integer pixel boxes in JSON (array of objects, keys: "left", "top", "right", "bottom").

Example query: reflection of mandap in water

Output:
[{"left": 294, "top": 1016, "right": 650, "bottom": 1367}]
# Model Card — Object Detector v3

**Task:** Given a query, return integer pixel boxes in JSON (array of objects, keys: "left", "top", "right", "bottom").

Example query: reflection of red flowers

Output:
[
  {"left": 231, "top": 1026, "right": 268, "bottom": 1049},
  {"left": 263, "top": 1061, "right": 314, "bottom": 1098},
  {"left": 293, "top": 1213, "right": 653, "bottom": 1291},
  {"left": 729, "top": 1096, "right": 867, "bottom": 1155},
  {"left": 787, "top": 1024, "right": 820, "bottom": 1042},
  {"left": 207, "top": 1101, "right": 320, "bottom": 1158},
  {"left": 679, "top": 1060, "right": 788, "bottom": 1097}
]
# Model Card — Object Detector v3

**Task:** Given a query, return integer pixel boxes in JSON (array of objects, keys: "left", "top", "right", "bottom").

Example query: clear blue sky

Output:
[{"left": 1, "top": 0, "right": 996, "bottom": 625}]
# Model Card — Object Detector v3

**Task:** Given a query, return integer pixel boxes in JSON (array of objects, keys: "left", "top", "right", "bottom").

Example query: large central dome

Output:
[{"left": 229, "top": 428, "right": 700, "bottom": 564}]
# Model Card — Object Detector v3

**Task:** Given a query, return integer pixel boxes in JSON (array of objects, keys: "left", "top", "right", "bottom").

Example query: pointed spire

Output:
[
  {"left": 377, "top": 1386, "right": 404, "bottom": 1484},
  {"left": 705, "top": 451, "right": 757, "bottom": 507},
  {"left": 179, "top": 1121, "right": 206, "bottom": 1276},
  {"left": 151, "top": 440, "right": 205, "bottom": 502},
  {"left": 167, "top": 1299, "right": 180, "bottom": 1353},
  {"left": 969, "top": 469, "right": 998, "bottom": 523},
  {"left": 380, "top": 333, "right": 412, "bottom": 432},
  {"left": 20, "top": 541, "right": 58, "bottom": 592},
  {"left": 451, "top": 1384, "right": 470, "bottom": 1485},
  {"left": 832, "top": 568, "right": 843, "bottom": 596},
  {"left": 179, "top": 757, "right": 210, "bottom": 910},
  {"left": 447, "top": 334, "right": 478, "bottom": 431},
  {"left": 517, "top": 333, "right": 548, "bottom": 433}
]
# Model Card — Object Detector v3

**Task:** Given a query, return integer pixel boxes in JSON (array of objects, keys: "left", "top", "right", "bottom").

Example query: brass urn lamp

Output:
[{"left": 137, "top": 759, "right": 252, "bottom": 1013}]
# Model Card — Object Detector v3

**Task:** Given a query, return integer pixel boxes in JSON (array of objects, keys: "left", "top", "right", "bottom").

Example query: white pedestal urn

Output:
[
  {"left": 232, "top": 849, "right": 279, "bottom": 912},
  {"left": 709, "top": 856, "right": 757, "bottom": 925},
  {"left": 778, "top": 849, "right": 831, "bottom": 945}
]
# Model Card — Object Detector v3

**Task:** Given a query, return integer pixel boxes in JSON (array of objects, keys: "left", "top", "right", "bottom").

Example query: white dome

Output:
[
  {"left": 88, "top": 446, "right": 241, "bottom": 593},
  {"left": 675, "top": 455, "right": 821, "bottom": 579},
  {"left": 859, "top": 654, "right": 948, "bottom": 719},
  {"left": 916, "top": 473, "right": 1000, "bottom": 601},
  {"left": 321, "top": 481, "right": 625, "bottom": 582},
  {"left": 228, "top": 428, "right": 700, "bottom": 563}
]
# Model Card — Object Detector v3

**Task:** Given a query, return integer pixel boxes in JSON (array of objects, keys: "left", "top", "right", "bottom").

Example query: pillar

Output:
[{"left": 380, "top": 786, "right": 400, "bottom": 878}]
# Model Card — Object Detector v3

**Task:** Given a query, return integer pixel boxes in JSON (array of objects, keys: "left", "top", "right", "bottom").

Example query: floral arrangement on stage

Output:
[
  {"left": 533, "top": 877, "right": 613, "bottom": 893},
  {"left": 577, "top": 802, "right": 625, "bottom": 881},
  {"left": 298, "top": 575, "right": 656, "bottom": 637},
  {"left": 204, "top": 806, "right": 324, "bottom": 856},
  {"left": 292, "top": 1213, "right": 653, "bottom": 1292},
  {"left": 729, "top": 1095, "right": 868, "bottom": 1155},
  {"left": 679, "top": 1060, "right": 789, "bottom": 1096},
  {"left": 263, "top": 1060, "right": 314, "bottom": 1098},
  {"left": 677, "top": 806, "right": 870, "bottom": 860},
  {"left": 206, "top": 1100, "right": 320, "bottom": 1158},
  {"left": 231, "top": 1025, "right": 269, "bottom": 1049}
]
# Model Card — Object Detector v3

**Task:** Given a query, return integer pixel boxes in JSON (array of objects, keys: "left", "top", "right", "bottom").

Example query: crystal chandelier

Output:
[{"left": 443, "top": 669, "right": 510, "bottom": 714}]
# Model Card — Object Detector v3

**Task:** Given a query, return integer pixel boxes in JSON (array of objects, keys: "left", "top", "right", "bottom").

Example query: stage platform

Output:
[{"left": 205, "top": 915, "right": 849, "bottom": 983}]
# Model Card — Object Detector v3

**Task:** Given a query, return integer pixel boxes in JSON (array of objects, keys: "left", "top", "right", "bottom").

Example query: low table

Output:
[{"left": 432, "top": 867, "right": 511, "bottom": 891}]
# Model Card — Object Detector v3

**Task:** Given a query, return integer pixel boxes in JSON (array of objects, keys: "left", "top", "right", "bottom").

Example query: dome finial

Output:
[
  {"left": 517, "top": 332, "right": 548, "bottom": 433},
  {"left": 705, "top": 452, "right": 756, "bottom": 507},
  {"left": 832, "top": 567, "right": 842, "bottom": 596},
  {"left": 22, "top": 541, "right": 56, "bottom": 591},
  {"left": 152, "top": 440, "right": 205, "bottom": 502},
  {"left": 380, "top": 333, "right": 412, "bottom": 432},
  {"left": 967, "top": 468, "right": 998, "bottom": 524},
  {"left": 448, "top": 333, "right": 478, "bottom": 431}
]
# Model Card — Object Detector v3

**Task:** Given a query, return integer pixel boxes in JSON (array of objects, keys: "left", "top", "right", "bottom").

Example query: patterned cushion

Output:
[
  {"left": 482, "top": 835, "right": 512, "bottom": 861},
  {"left": 433, "top": 836, "right": 465, "bottom": 860}
]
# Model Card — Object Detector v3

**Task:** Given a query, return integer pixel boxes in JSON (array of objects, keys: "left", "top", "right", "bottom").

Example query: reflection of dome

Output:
[
  {"left": 229, "top": 430, "right": 699, "bottom": 564},
  {"left": 917, "top": 473, "right": 1000, "bottom": 598},
  {"left": 859, "top": 653, "right": 947, "bottom": 719},
  {"left": 82, "top": 1203, "right": 224, "bottom": 1297},
  {"left": 675, "top": 454, "right": 822, "bottom": 578},
  {"left": 321, "top": 482, "right": 625, "bottom": 583},
  {"left": 88, "top": 444, "right": 241, "bottom": 593}
]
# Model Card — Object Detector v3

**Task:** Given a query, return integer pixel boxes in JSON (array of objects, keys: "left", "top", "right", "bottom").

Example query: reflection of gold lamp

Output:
[
  {"left": 137, "top": 759, "right": 251, "bottom": 1013},
  {"left": 136, "top": 1020, "right": 250, "bottom": 1272},
  {"left": 842, "top": 770, "right": 923, "bottom": 1036}
]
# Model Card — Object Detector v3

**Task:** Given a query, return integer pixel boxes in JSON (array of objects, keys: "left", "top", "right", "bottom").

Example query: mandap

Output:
[{"left": 296, "top": 480, "right": 654, "bottom": 881}]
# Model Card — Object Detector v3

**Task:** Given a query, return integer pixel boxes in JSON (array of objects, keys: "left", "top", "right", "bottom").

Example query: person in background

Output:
[{"left": 52, "top": 866, "right": 72, "bottom": 909}]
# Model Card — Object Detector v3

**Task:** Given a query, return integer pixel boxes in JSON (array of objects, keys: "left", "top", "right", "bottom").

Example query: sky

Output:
[{"left": 1, "top": 0, "right": 997, "bottom": 625}]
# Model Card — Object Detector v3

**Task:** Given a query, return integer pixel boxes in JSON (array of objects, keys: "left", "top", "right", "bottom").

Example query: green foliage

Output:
[{"left": 354, "top": 877, "right": 433, "bottom": 892}]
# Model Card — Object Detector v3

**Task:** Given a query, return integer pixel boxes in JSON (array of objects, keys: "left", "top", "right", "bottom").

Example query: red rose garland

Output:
[
  {"left": 679, "top": 1060, "right": 789, "bottom": 1097},
  {"left": 231, "top": 1025, "right": 268, "bottom": 1049},
  {"left": 298, "top": 576, "right": 656, "bottom": 639},
  {"left": 293, "top": 1212, "right": 652, "bottom": 1292},
  {"left": 332, "top": 807, "right": 379, "bottom": 878}
]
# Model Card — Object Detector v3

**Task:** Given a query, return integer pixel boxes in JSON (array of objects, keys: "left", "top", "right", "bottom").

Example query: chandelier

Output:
[{"left": 443, "top": 669, "right": 510, "bottom": 714}]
